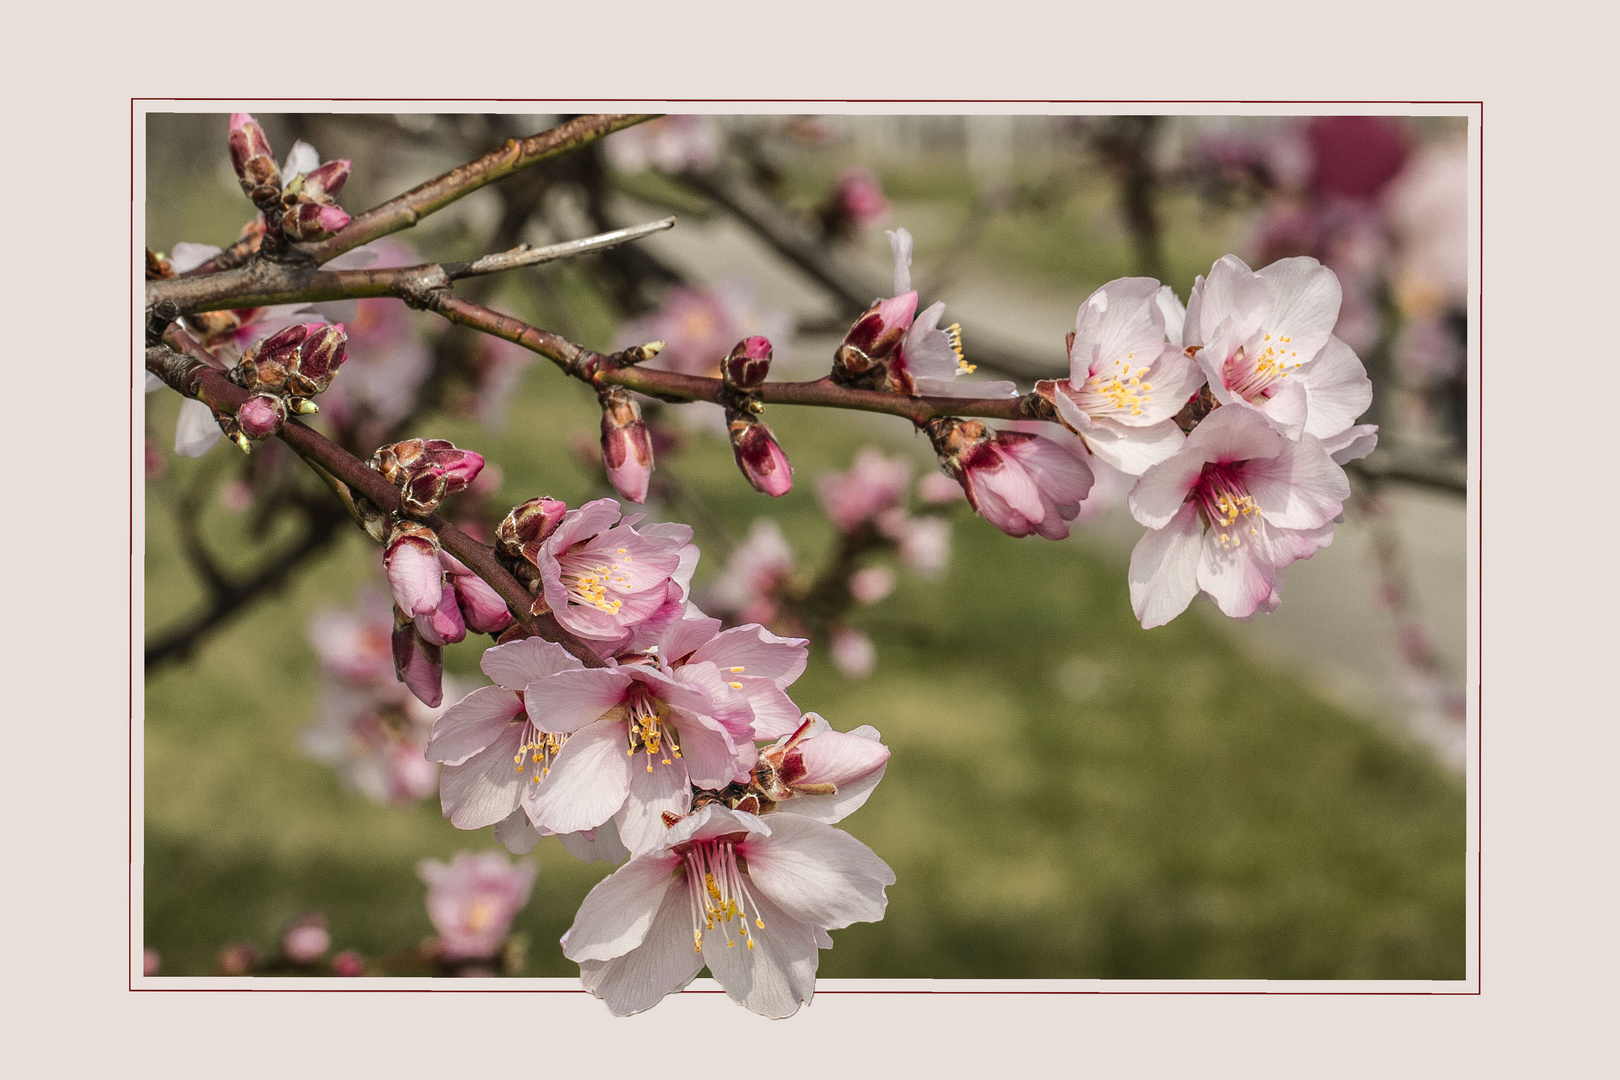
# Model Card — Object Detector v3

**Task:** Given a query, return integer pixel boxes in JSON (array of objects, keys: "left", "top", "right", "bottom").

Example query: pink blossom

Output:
[
  {"left": 834, "top": 167, "right": 890, "bottom": 226},
  {"left": 142, "top": 949, "right": 161, "bottom": 976},
  {"left": 1127, "top": 404, "right": 1351, "bottom": 627},
  {"left": 418, "top": 851, "right": 536, "bottom": 961},
  {"left": 880, "top": 511, "right": 952, "bottom": 578},
  {"left": 308, "top": 591, "right": 396, "bottom": 685},
  {"left": 828, "top": 625, "right": 875, "bottom": 679},
  {"left": 704, "top": 519, "right": 796, "bottom": 626},
  {"left": 331, "top": 950, "right": 363, "bottom": 977},
  {"left": 1183, "top": 255, "right": 1373, "bottom": 442},
  {"left": 561, "top": 804, "right": 892, "bottom": 1017},
  {"left": 599, "top": 387, "right": 654, "bottom": 504},
  {"left": 753, "top": 713, "right": 890, "bottom": 822},
  {"left": 392, "top": 622, "right": 444, "bottom": 708},
  {"left": 533, "top": 499, "right": 697, "bottom": 652},
  {"left": 916, "top": 470, "right": 965, "bottom": 505},
  {"left": 937, "top": 421, "right": 1095, "bottom": 540},
  {"left": 1045, "top": 277, "right": 1204, "bottom": 474},
  {"left": 441, "top": 553, "right": 514, "bottom": 636},
  {"left": 847, "top": 566, "right": 895, "bottom": 605},
  {"left": 301, "top": 670, "right": 456, "bottom": 806},
  {"left": 603, "top": 115, "right": 723, "bottom": 175},
  {"left": 817, "top": 447, "right": 911, "bottom": 533},
  {"left": 281, "top": 914, "right": 330, "bottom": 964}
]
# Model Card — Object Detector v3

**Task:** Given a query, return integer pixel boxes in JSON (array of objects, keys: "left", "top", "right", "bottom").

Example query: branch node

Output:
[{"left": 395, "top": 265, "right": 452, "bottom": 310}]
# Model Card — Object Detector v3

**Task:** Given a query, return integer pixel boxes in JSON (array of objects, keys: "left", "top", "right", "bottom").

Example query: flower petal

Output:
[
  {"left": 562, "top": 850, "right": 684, "bottom": 962},
  {"left": 1243, "top": 436, "right": 1350, "bottom": 530},
  {"left": 438, "top": 726, "right": 526, "bottom": 830},
  {"left": 1300, "top": 335, "right": 1373, "bottom": 439},
  {"left": 524, "top": 667, "right": 630, "bottom": 734},
  {"left": 702, "top": 887, "right": 818, "bottom": 1019},
  {"left": 742, "top": 815, "right": 894, "bottom": 930},
  {"left": 479, "top": 635, "right": 584, "bottom": 691},
  {"left": 615, "top": 757, "right": 693, "bottom": 857},
  {"left": 525, "top": 719, "right": 632, "bottom": 835},
  {"left": 425, "top": 686, "right": 522, "bottom": 766},
  {"left": 576, "top": 875, "right": 703, "bottom": 1015},
  {"left": 1129, "top": 501, "right": 1203, "bottom": 628}
]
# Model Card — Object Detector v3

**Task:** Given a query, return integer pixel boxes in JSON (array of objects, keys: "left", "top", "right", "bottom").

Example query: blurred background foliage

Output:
[{"left": 143, "top": 112, "right": 1467, "bottom": 980}]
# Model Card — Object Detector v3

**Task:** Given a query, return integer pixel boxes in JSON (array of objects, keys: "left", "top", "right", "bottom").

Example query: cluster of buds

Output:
[
  {"left": 598, "top": 386, "right": 655, "bottom": 504},
  {"left": 721, "top": 336, "right": 793, "bottom": 497},
  {"left": 221, "top": 322, "right": 348, "bottom": 450},
  {"left": 370, "top": 438, "right": 486, "bottom": 518},
  {"left": 228, "top": 113, "right": 352, "bottom": 241}
]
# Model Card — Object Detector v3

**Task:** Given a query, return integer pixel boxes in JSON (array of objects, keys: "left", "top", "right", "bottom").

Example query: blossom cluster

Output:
[{"left": 424, "top": 494, "right": 894, "bottom": 1016}]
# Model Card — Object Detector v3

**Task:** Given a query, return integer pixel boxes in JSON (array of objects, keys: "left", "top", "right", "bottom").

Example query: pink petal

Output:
[
  {"left": 701, "top": 887, "right": 818, "bottom": 1019},
  {"left": 1129, "top": 502, "right": 1203, "bottom": 628},
  {"left": 688, "top": 624, "right": 809, "bottom": 685},
  {"left": 426, "top": 685, "right": 522, "bottom": 766},
  {"left": 479, "top": 635, "right": 583, "bottom": 691},
  {"left": 575, "top": 879, "right": 704, "bottom": 1015},
  {"left": 615, "top": 758, "right": 693, "bottom": 857},
  {"left": 1195, "top": 527, "right": 1277, "bottom": 620},
  {"left": 1242, "top": 436, "right": 1350, "bottom": 531},
  {"left": 438, "top": 725, "right": 526, "bottom": 830},
  {"left": 741, "top": 815, "right": 894, "bottom": 930},
  {"left": 524, "top": 667, "right": 631, "bottom": 733},
  {"left": 1299, "top": 335, "right": 1374, "bottom": 439}
]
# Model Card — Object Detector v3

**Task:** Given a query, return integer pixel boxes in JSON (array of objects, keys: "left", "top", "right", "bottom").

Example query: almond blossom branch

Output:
[
  {"left": 416, "top": 290, "right": 1036, "bottom": 427},
  {"left": 144, "top": 345, "right": 606, "bottom": 669},
  {"left": 305, "top": 113, "right": 657, "bottom": 263},
  {"left": 147, "top": 217, "right": 676, "bottom": 316}
]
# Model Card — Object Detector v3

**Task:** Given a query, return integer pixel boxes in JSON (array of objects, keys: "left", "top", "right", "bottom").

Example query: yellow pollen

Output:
[
  {"left": 729, "top": 667, "right": 745, "bottom": 673},
  {"left": 728, "top": 681, "right": 743, "bottom": 690}
]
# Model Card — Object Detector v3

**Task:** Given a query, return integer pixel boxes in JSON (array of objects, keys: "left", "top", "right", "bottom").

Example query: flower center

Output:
[
  {"left": 558, "top": 547, "right": 634, "bottom": 613},
  {"left": 626, "top": 689, "right": 681, "bottom": 773},
  {"left": 1084, "top": 352, "right": 1154, "bottom": 415},
  {"left": 1193, "top": 464, "right": 1261, "bottom": 549},
  {"left": 1224, "top": 332, "right": 1302, "bottom": 400},
  {"left": 682, "top": 840, "right": 764, "bottom": 953}
]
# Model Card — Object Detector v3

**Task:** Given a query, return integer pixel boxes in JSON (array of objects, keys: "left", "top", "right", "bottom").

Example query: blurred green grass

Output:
[{"left": 143, "top": 121, "right": 1464, "bottom": 981}]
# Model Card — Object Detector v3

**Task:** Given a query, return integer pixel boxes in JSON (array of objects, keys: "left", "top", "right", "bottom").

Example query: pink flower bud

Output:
[
  {"left": 401, "top": 465, "right": 451, "bottom": 517},
  {"left": 392, "top": 622, "right": 443, "bottom": 708},
  {"left": 303, "top": 158, "right": 351, "bottom": 199},
  {"left": 318, "top": 205, "right": 351, "bottom": 233},
  {"left": 723, "top": 335, "right": 773, "bottom": 391},
  {"left": 498, "top": 497, "right": 567, "bottom": 562},
  {"left": 236, "top": 394, "right": 283, "bottom": 438},
  {"left": 294, "top": 322, "right": 348, "bottom": 389},
  {"left": 840, "top": 291, "right": 918, "bottom": 362},
  {"left": 420, "top": 445, "right": 485, "bottom": 494},
  {"left": 414, "top": 581, "right": 467, "bottom": 647},
  {"left": 331, "top": 950, "right": 364, "bottom": 977},
  {"left": 217, "top": 942, "right": 259, "bottom": 976},
  {"left": 281, "top": 915, "right": 330, "bottom": 964},
  {"left": 142, "top": 949, "right": 161, "bottom": 976},
  {"left": 228, "top": 114, "right": 278, "bottom": 199},
  {"left": 835, "top": 167, "right": 890, "bottom": 225},
  {"left": 729, "top": 419, "right": 793, "bottom": 497},
  {"left": 599, "top": 387, "right": 654, "bottom": 504},
  {"left": 385, "top": 526, "right": 443, "bottom": 616},
  {"left": 448, "top": 565, "right": 514, "bottom": 635}
]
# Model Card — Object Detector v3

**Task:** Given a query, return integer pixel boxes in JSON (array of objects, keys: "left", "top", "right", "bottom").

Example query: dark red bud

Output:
[
  {"left": 303, "top": 158, "right": 350, "bottom": 199},
  {"left": 723, "top": 335, "right": 773, "bottom": 391},
  {"left": 728, "top": 418, "right": 793, "bottom": 497},
  {"left": 498, "top": 497, "right": 567, "bottom": 561}
]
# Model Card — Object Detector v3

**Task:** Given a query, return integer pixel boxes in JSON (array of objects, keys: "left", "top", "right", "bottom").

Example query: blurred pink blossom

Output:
[
  {"left": 418, "top": 851, "right": 536, "bottom": 962},
  {"left": 603, "top": 115, "right": 723, "bottom": 174}
]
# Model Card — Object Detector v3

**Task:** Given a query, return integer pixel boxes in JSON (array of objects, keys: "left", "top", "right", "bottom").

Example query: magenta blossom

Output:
[
  {"left": 532, "top": 499, "right": 697, "bottom": 652},
  {"left": 1127, "top": 404, "right": 1351, "bottom": 627},
  {"left": 418, "top": 851, "right": 536, "bottom": 961},
  {"left": 561, "top": 804, "right": 893, "bottom": 1018},
  {"left": 1183, "top": 255, "right": 1373, "bottom": 442},
  {"left": 1045, "top": 277, "right": 1205, "bottom": 474}
]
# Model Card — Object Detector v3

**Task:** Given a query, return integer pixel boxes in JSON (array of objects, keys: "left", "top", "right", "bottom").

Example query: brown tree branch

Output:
[{"left": 144, "top": 346, "right": 606, "bottom": 668}]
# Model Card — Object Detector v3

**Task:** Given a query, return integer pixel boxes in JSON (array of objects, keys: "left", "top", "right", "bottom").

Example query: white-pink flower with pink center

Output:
[
  {"left": 1183, "top": 255, "right": 1373, "bottom": 441},
  {"left": 935, "top": 420, "right": 1095, "bottom": 540},
  {"left": 1046, "top": 277, "right": 1205, "bottom": 474},
  {"left": 1127, "top": 405, "right": 1351, "bottom": 628},
  {"left": 881, "top": 229, "right": 1018, "bottom": 400},
  {"left": 417, "top": 850, "right": 536, "bottom": 961},
  {"left": 561, "top": 804, "right": 893, "bottom": 1018},
  {"left": 534, "top": 499, "right": 697, "bottom": 653}
]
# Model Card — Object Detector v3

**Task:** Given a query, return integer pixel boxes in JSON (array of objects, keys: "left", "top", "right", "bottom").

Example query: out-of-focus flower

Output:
[
  {"left": 847, "top": 566, "right": 895, "bottom": 605},
  {"left": 331, "top": 950, "right": 364, "bottom": 977},
  {"left": 704, "top": 519, "right": 796, "bottom": 627},
  {"left": 616, "top": 282, "right": 794, "bottom": 383},
  {"left": 144, "top": 436, "right": 164, "bottom": 480},
  {"left": 817, "top": 448, "right": 911, "bottom": 533},
  {"left": 1183, "top": 255, "right": 1372, "bottom": 443},
  {"left": 828, "top": 624, "right": 875, "bottom": 679},
  {"left": 881, "top": 511, "right": 952, "bottom": 578},
  {"left": 218, "top": 943, "right": 259, "bottom": 976},
  {"left": 603, "top": 115, "right": 724, "bottom": 175},
  {"left": 1127, "top": 405, "right": 1351, "bottom": 627},
  {"left": 916, "top": 470, "right": 965, "bottom": 505},
  {"left": 301, "top": 677, "right": 454, "bottom": 806},
  {"left": 309, "top": 591, "right": 397, "bottom": 685},
  {"left": 928, "top": 418, "right": 1094, "bottom": 540},
  {"left": 834, "top": 168, "right": 890, "bottom": 226},
  {"left": 418, "top": 851, "right": 537, "bottom": 962},
  {"left": 1042, "top": 277, "right": 1204, "bottom": 474},
  {"left": 1303, "top": 116, "right": 1410, "bottom": 203},
  {"left": 1384, "top": 141, "right": 1469, "bottom": 318},
  {"left": 142, "top": 949, "right": 161, "bottom": 976},
  {"left": 561, "top": 804, "right": 893, "bottom": 1018},
  {"left": 281, "top": 914, "right": 331, "bottom": 964}
]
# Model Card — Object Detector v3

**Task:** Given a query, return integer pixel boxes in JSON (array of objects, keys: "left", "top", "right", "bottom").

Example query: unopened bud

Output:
[
  {"left": 385, "top": 522, "right": 444, "bottom": 616},
  {"left": 497, "top": 497, "right": 567, "bottom": 563},
  {"left": 723, "top": 336, "right": 773, "bottom": 391},
  {"left": 401, "top": 465, "right": 450, "bottom": 517},
  {"left": 392, "top": 618, "right": 444, "bottom": 708},
  {"left": 280, "top": 200, "right": 349, "bottom": 242},
  {"left": 303, "top": 158, "right": 351, "bottom": 200},
  {"left": 237, "top": 323, "right": 309, "bottom": 394},
  {"left": 728, "top": 418, "right": 794, "bottom": 497},
  {"left": 236, "top": 394, "right": 284, "bottom": 438},
  {"left": 419, "top": 442, "right": 485, "bottom": 494},
  {"left": 598, "top": 387, "right": 654, "bottom": 504},
  {"left": 228, "top": 113, "right": 280, "bottom": 203},
  {"left": 838, "top": 292, "right": 917, "bottom": 365},
  {"left": 289, "top": 322, "right": 347, "bottom": 395}
]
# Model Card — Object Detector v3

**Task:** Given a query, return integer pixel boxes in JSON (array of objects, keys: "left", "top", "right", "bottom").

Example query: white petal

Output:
[
  {"left": 615, "top": 757, "right": 692, "bottom": 857},
  {"left": 1243, "top": 436, "right": 1350, "bottom": 530},
  {"left": 1128, "top": 503, "right": 1203, "bottom": 628},
  {"left": 173, "top": 398, "right": 222, "bottom": 457},
  {"left": 1155, "top": 284, "right": 1187, "bottom": 345},
  {"left": 525, "top": 719, "right": 631, "bottom": 835},
  {"left": 1322, "top": 424, "right": 1379, "bottom": 465},
  {"left": 1127, "top": 452, "right": 1204, "bottom": 529},
  {"left": 438, "top": 726, "right": 526, "bottom": 830},
  {"left": 1300, "top": 335, "right": 1373, "bottom": 439},
  {"left": 576, "top": 876, "right": 703, "bottom": 1015},
  {"left": 480, "top": 636, "right": 582, "bottom": 692},
  {"left": 1081, "top": 416, "right": 1187, "bottom": 476},
  {"left": 281, "top": 140, "right": 320, "bottom": 182},
  {"left": 1196, "top": 527, "right": 1278, "bottom": 620},
  {"left": 702, "top": 888, "right": 818, "bottom": 1019},
  {"left": 494, "top": 807, "right": 545, "bottom": 854},
  {"left": 524, "top": 667, "right": 630, "bottom": 734},
  {"left": 886, "top": 228, "right": 914, "bottom": 295},
  {"left": 742, "top": 815, "right": 894, "bottom": 930},
  {"left": 168, "top": 242, "right": 222, "bottom": 274},
  {"left": 562, "top": 851, "right": 684, "bottom": 962},
  {"left": 425, "top": 686, "right": 522, "bottom": 766},
  {"left": 558, "top": 818, "right": 630, "bottom": 865},
  {"left": 1256, "top": 256, "right": 1342, "bottom": 359}
]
